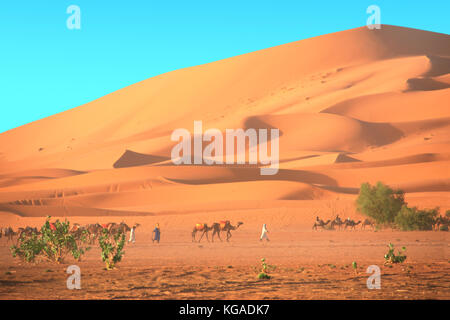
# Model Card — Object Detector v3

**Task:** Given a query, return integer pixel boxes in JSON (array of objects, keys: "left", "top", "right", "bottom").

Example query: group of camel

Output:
[
  {"left": 70, "top": 222, "right": 140, "bottom": 243},
  {"left": 312, "top": 215, "right": 374, "bottom": 231},
  {"left": 313, "top": 214, "right": 450, "bottom": 231},
  {"left": 0, "top": 226, "right": 41, "bottom": 243},
  {"left": 0, "top": 222, "right": 139, "bottom": 244},
  {"left": 192, "top": 221, "right": 243, "bottom": 242},
  {"left": 433, "top": 214, "right": 450, "bottom": 231}
]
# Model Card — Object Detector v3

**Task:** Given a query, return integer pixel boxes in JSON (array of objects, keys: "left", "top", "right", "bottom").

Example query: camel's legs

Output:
[
  {"left": 212, "top": 229, "right": 222, "bottom": 242},
  {"left": 198, "top": 230, "right": 204, "bottom": 242},
  {"left": 198, "top": 230, "right": 209, "bottom": 243}
]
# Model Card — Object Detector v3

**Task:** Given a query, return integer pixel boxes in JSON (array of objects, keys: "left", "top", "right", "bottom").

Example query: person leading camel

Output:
[
  {"left": 152, "top": 223, "right": 161, "bottom": 244},
  {"left": 128, "top": 224, "right": 138, "bottom": 243},
  {"left": 260, "top": 224, "right": 269, "bottom": 242}
]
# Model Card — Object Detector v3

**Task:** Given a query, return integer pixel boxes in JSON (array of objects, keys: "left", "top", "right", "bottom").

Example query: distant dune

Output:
[{"left": 0, "top": 25, "right": 449, "bottom": 218}]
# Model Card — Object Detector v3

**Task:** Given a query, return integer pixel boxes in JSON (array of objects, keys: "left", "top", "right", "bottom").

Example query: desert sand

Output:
[{"left": 0, "top": 25, "right": 449, "bottom": 299}]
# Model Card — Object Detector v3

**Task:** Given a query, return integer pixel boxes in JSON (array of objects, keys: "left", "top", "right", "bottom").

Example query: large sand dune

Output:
[{"left": 0, "top": 25, "right": 449, "bottom": 219}]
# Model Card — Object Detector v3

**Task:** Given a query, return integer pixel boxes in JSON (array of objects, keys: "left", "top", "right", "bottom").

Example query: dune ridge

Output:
[{"left": 0, "top": 25, "right": 449, "bottom": 217}]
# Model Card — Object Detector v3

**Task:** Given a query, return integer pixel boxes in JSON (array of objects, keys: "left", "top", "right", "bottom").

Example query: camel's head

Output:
[{"left": 237, "top": 222, "right": 244, "bottom": 228}]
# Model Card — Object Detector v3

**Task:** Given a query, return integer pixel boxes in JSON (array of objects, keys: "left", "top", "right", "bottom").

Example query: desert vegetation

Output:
[
  {"left": 356, "top": 182, "right": 448, "bottom": 231},
  {"left": 98, "top": 228, "right": 126, "bottom": 270},
  {"left": 8, "top": 218, "right": 131, "bottom": 269},
  {"left": 10, "top": 217, "right": 90, "bottom": 264},
  {"left": 384, "top": 243, "right": 407, "bottom": 264}
]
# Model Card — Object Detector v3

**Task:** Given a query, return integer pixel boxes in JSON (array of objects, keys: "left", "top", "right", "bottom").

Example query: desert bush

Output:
[
  {"left": 99, "top": 228, "right": 125, "bottom": 270},
  {"left": 394, "top": 206, "right": 438, "bottom": 231},
  {"left": 356, "top": 182, "right": 405, "bottom": 224},
  {"left": 11, "top": 216, "right": 89, "bottom": 264},
  {"left": 384, "top": 243, "right": 407, "bottom": 264},
  {"left": 257, "top": 258, "right": 271, "bottom": 280},
  {"left": 40, "top": 218, "right": 89, "bottom": 263},
  {"left": 352, "top": 261, "right": 357, "bottom": 274},
  {"left": 10, "top": 232, "right": 44, "bottom": 263}
]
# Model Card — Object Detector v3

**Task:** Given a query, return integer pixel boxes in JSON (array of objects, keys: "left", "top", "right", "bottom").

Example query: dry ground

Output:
[{"left": 0, "top": 225, "right": 448, "bottom": 300}]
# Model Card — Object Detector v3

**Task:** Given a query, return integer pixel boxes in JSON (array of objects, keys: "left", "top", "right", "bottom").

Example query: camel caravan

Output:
[
  {"left": 313, "top": 215, "right": 371, "bottom": 231},
  {"left": 313, "top": 214, "right": 450, "bottom": 231},
  {"left": 0, "top": 222, "right": 140, "bottom": 244},
  {"left": 192, "top": 220, "right": 243, "bottom": 243}
]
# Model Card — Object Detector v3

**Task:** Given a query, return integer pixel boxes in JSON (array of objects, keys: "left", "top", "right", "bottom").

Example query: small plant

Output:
[
  {"left": 99, "top": 228, "right": 126, "bottom": 270},
  {"left": 384, "top": 243, "right": 407, "bottom": 264},
  {"left": 352, "top": 261, "right": 357, "bottom": 274},
  {"left": 257, "top": 258, "right": 271, "bottom": 280}
]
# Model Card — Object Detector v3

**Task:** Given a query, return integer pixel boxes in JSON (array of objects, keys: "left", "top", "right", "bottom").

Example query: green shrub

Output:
[
  {"left": 356, "top": 182, "right": 405, "bottom": 224},
  {"left": 10, "top": 232, "right": 43, "bottom": 263},
  {"left": 258, "top": 272, "right": 271, "bottom": 279},
  {"left": 257, "top": 258, "right": 271, "bottom": 280},
  {"left": 440, "top": 225, "right": 449, "bottom": 231},
  {"left": 352, "top": 261, "right": 357, "bottom": 274},
  {"left": 384, "top": 243, "right": 407, "bottom": 264},
  {"left": 394, "top": 206, "right": 438, "bottom": 231},
  {"left": 40, "top": 218, "right": 89, "bottom": 263},
  {"left": 10, "top": 216, "right": 89, "bottom": 264},
  {"left": 99, "top": 228, "right": 126, "bottom": 270}
]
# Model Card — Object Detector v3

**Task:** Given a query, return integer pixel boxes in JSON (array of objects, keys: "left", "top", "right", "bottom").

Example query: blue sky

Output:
[{"left": 0, "top": 1, "right": 448, "bottom": 133}]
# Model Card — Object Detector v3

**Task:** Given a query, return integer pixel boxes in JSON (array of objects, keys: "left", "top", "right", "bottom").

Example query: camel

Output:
[
  {"left": 70, "top": 224, "right": 89, "bottom": 243},
  {"left": 85, "top": 223, "right": 103, "bottom": 243},
  {"left": 312, "top": 217, "right": 331, "bottom": 230},
  {"left": 108, "top": 222, "right": 131, "bottom": 237},
  {"left": 17, "top": 226, "right": 39, "bottom": 239},
  {"left": 344, "top": 219, "right": 361, "bottom": 230},
  {"left": 362, "top": 219, "right": 374, "bottom": 230},
  {"left": 4, "top": 227, "right": 16, "bottom": 243},
  {"left": 192, "top": 223, "right": 214, "bottom": 242},
  {"left": 211, "top": 221, "right": 243, "bottom": 242},
  {"left": 330, "top": 215, "right": 344, "bottom": 230},
  {"left": 433, "top": 215, "right": 450, "bottom": 231}
]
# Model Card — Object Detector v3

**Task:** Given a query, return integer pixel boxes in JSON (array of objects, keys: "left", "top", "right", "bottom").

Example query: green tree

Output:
[
  {"left": 356, "top": 182, "right": 405, "bottom": 224},
  {"left": 394, "top": 205, "right": 438, "bottom": 231}
]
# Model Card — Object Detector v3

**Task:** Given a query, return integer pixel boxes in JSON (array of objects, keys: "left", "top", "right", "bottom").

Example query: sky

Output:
[{"left": 0, "top": 0, "right": 448, "bottom": 133}]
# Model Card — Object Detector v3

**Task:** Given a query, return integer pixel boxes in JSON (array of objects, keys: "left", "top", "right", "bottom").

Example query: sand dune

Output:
[{"left": 0, "top": 25, "right": 449, "bottom": 219}]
